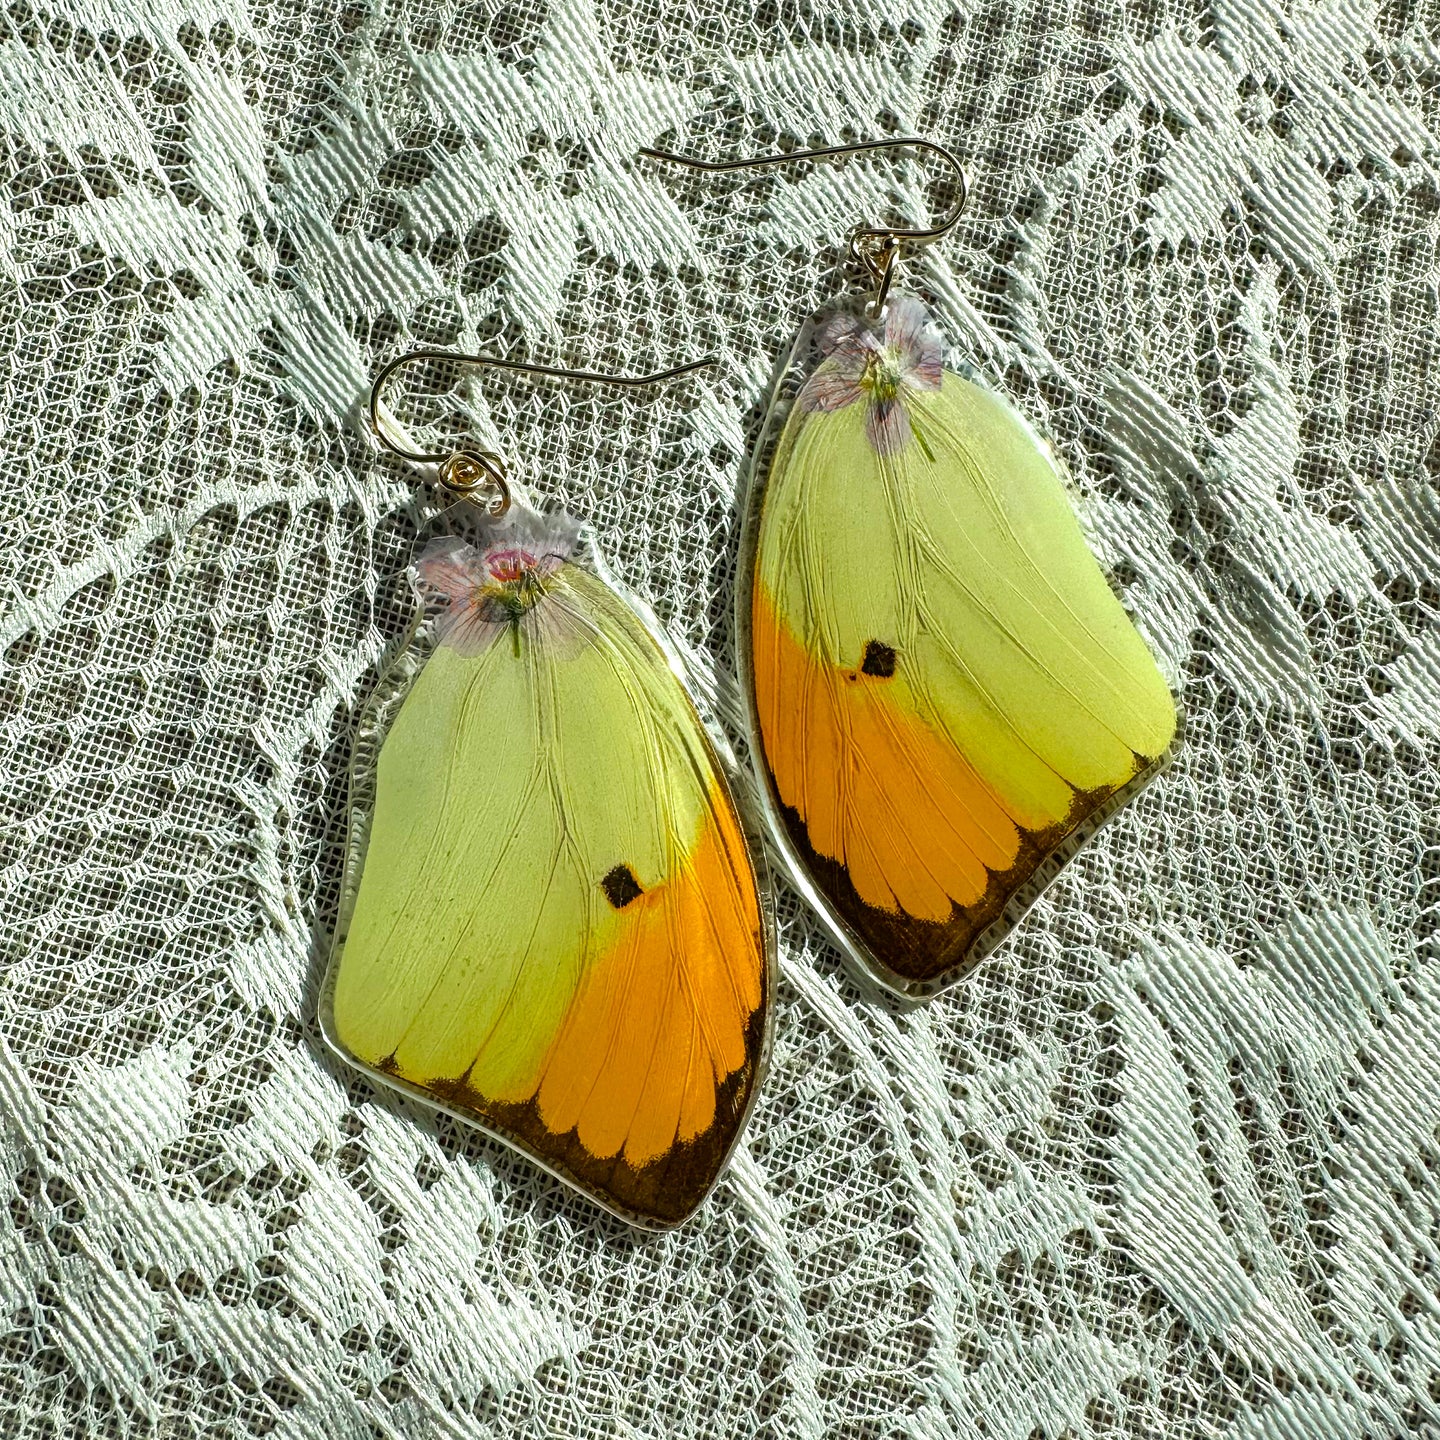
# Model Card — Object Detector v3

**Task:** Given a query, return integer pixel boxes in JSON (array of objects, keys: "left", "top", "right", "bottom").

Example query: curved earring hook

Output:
[
  {"left": 369, "top": 351, "right": 717, "bottom": 511},
  {"left": 639, "top": 137, "right": 967, "bottom": 311}
]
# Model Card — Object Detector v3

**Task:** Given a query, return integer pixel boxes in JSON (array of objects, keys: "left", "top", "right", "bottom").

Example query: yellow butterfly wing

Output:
[
  {"left": 324, "top": 528, "right": 768, "bottom": 1226},
  {"left": 751, "top": 300, "right": 1175, "bottom": 991}
]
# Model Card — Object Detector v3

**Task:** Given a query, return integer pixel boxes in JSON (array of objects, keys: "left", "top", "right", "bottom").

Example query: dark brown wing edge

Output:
[
  {"left": 767, "top": 747, "right": 1175, "bottom": 995},
  {"left": 363, "top": 961, "right": 769, "bottom": 1230}
]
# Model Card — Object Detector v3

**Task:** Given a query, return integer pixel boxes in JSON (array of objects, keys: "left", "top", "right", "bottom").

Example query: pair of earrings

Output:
[{"left": 318, "top": 140, "right": 1178, "bottom": 1229}]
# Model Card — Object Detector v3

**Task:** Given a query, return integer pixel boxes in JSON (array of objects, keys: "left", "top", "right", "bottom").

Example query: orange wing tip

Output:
[
  {"left": 528, "top": 795, "right": 762, "bottom": 1162},
  {"left": 751, "top": 581, "right": 1178, "bottom": 993},
  {"left": 753, "top": 588, "right": 1018, "bottom": 916},
  {"left": 347, "top": 793, "right": 769, "bottom": 1227},
  {"left": 765, "top": 741, "right": 1174, "bottom": 995}
]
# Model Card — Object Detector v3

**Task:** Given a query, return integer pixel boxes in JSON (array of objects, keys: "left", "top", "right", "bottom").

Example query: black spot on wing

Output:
[
  {"left": 860, "top": 640, "right": 897, "bottom": 678},
  {"left": 601, "top": 864, "right": 643, "bottom": 909}
]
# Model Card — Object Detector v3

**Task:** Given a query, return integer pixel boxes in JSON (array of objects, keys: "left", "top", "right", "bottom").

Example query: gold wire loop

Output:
[
  {"left": 640, "top": 136, "right": 966, "bottom": 311},
  {"left": 436, "top": 451, "right": 511, "bottom": 515},
  {"left": 368, "top": 351, "right": 719, "bottom": 498}
]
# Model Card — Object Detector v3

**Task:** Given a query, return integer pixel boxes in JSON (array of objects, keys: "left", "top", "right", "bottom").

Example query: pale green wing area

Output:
[
  {"left": 331, "top": 563, "right": 716, "bottom": 1103},
  {"left": 760, "top": 395, "right": 909, "bottom": 664},
  {"left": 759, "top": 372, "right": 1176, "bottom": 831}
]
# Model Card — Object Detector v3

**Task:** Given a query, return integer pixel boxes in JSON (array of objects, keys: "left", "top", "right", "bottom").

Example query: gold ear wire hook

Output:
[
  {"left": 369, "top": 351, "right": 718, "bottom": 514},
  {"left": 639, "top": 137, "right": 967, "bottom": 313}
]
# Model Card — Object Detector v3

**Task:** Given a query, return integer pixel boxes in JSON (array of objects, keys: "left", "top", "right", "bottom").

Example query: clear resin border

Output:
[
  {"left": 317, "top": 503, "right": 777, "bottom": 1229},
  {"left": 734, "top": 295, "right": 1182, "bottom": 1000}
]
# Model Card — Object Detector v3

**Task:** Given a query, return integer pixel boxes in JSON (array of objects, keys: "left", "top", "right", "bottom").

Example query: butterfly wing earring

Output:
[
  {"left": 320, "top": 352, "right": 773, "bottom": 1228},
  {"left": 645, "top": 139, "right": 1178, "bottom": 998}
]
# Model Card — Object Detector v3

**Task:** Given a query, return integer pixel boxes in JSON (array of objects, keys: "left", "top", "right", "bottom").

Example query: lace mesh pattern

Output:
[{"left": 2, "top": 0, "right": 1439, "bottom": 1433}]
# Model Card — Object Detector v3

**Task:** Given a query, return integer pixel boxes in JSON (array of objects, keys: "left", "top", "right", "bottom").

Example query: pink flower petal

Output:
[
  {"left": 416, "top": 537, "right": 484, "bottom": 604},
  {"left": 817, "top": 313, "right": 877, "bottom": 366},
  {"left": 886, "top": 295, "right": 942, "bottom": 390},
  {"left": 414, "top": 539, "right": 491, "bottom": 655},
  {"left": 800, "top": 362, "right": 867, "bottom": 413},
  {"left": 494, "top": 508, "right": 581, "bottom": 573},
  {"left": 485, "top": 545, "right": 541, "bottom": 584},
  {"left": 414, "top": 512, "right": 581, "bottom": 656},
  {"left": 866, "top": 398, "right": 912, "bottom": 457}
]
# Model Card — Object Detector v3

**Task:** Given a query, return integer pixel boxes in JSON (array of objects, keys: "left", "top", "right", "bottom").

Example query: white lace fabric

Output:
[{"left": 3, "top": 0, "right": 1439, "bottom": 1434}]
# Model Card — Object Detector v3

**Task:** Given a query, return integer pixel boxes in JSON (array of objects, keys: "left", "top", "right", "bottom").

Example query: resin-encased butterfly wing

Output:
[
  {"left": 321, "top": 514, "right": 770, "bottom": 1227},
  {"left": 746, "top": 296, "right": 1176, "bottom": 994}
]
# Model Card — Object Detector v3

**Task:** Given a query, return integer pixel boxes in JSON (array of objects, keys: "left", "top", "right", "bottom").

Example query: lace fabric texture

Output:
[{"left": 2, "top": 0, "right": 1439, "bottom": 1434}]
